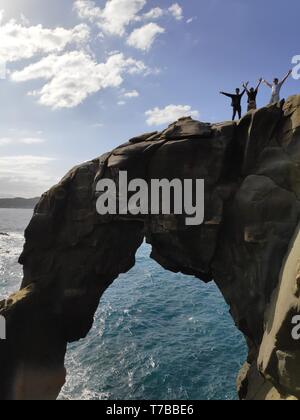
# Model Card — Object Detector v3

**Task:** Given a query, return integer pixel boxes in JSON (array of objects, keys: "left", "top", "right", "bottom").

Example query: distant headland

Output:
[{"left": 0, "top": 197, "right": 40, "bottom": 209}]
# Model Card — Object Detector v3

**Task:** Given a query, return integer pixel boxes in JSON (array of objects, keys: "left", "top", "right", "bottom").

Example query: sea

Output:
[{"left": 0, "top": 208, "right": 247, "bottom": 400}]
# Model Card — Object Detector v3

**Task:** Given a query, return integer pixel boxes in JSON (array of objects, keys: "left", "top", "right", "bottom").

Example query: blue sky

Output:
[{"left": 0, "top": 0, "right": 299, "bottom": 197}]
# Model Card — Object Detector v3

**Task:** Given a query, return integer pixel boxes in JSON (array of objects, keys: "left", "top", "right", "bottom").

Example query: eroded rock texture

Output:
[{"left": 1, "top": 96, "right": 300, "bottom": 400}]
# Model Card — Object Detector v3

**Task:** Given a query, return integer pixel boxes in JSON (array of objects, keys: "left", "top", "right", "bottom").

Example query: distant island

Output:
[{"left": 0, "top": 197, "right": 40, "bottom": 209}]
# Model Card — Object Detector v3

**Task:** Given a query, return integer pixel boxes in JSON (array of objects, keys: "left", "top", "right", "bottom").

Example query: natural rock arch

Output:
[{"left": 1, "top": 96, "right": 300, "bottom": 400}]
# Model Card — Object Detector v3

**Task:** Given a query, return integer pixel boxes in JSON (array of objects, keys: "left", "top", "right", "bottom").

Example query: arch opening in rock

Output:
[{"left": 59, "top": 242, "right": 247, "bottom": 400}]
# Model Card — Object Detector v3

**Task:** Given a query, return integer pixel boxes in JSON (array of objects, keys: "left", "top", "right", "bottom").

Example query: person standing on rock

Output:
[
  {"left": 220, "top": 86, "right": 246, "bottom": 121},
  {"left": 263, "top": 70, "right": 292, "bottom": 104},
  {"left": 243, "top": 79, "right": 263, "bottom": 111}
]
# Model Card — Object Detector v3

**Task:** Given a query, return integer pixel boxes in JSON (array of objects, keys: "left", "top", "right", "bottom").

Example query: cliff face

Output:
[{"left": 1, "top": 96, "right": 300, "bottom": 400}]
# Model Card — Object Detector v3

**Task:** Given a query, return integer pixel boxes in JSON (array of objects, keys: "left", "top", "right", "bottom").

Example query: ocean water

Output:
[
  {"left": 0, "top": 208, "right": 247, "bottom": 400},
  {"left": 0, "top": 209, "right": 33, "bottom": 298}
]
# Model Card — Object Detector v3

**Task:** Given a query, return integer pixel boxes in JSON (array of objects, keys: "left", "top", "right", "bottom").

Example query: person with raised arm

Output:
[
  {"left": 263, "top": 70, "right": 292, "bottom": 104},
  {"left": 220, "top": 85, "right": 246, "bottom": 121},
  {"left": 243, "top": 78, "right": 263, "bottom": 111}
]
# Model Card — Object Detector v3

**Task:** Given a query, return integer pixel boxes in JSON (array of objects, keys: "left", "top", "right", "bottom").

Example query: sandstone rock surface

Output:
[{"left": 1, "top": 98, "right": 300, "bottom": 400}]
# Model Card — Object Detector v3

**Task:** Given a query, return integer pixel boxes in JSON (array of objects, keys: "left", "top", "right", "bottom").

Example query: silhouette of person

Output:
[
  {"left": 243, "top": 79, "right": 263, "bottom": 111},
  {"left": 263, "top": 70, "right": 292, "bottom": 104},
  {"left": 220, "top": 86, "right": 246, "bottom": 120}
]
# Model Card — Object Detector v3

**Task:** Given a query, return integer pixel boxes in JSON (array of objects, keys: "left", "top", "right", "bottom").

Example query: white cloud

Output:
[
  {"left": 127, "top": 23, "right": 165, "bottom": 51},
  {"left": 0, "top": 2, "right": 183, "bottom": 110},
  {"left": 74, "top": 0, "right": 102, "bottom": 21},
  {"left": 0, "top": 155, "right": 54, "bottom": 171},
  {"left": 169, "top": 3, "right": 183, "bottom": 21},
  {"left": 0, "top": 155, "right": 58, "bottom": 197},
  {"left": 145, "top": 104, "right": 199, "bottom": 126},
  {"left": 143, "top": 7, "right": 164, "bottom": 20},
  {"left": 19, "top": 138, "right": 45, "bottom": 145},
  {"left": 124, "top": 90, "right": 139, "bottom": 98},
  {"left": 187, "top": 17, "right": 197, "bottom": 24},
  {"left": 118, "top": 89, "right": 139, "bottom": 105},
  {"left": 143, "top": 4, "right": 183, "bottom": 21},
  {"left": 11, "top": 51, "right": 147, "bottom": 109},
  {"left": 0, "top": 138, "right": 13, "bottom": 146},
  {"left": 0, "top": 12, "right": 89, "bottom": 63},
  {"left": 74, "top": 0, "right": 146, "bottom": 36},
  {"left": 20, "top": 13, "right": 30, "bottom": 26},
  {"left": 0, "top": 137, "right": 45, "bottom": 146},
  {"left": 74, "top": 1, "right": 183, "bottom": 40}
]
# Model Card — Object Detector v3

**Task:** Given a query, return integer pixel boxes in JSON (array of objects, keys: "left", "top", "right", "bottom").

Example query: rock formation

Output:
[{"left": 1, "top": 95, "right": 300, "bottom": 400}]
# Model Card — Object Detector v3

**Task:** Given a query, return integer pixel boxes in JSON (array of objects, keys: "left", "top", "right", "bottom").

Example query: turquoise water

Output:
[{"left": 0, "top": 209, "right": 247, "bottom": 400}]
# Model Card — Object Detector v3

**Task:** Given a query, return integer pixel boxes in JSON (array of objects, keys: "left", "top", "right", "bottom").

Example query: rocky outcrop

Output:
[{"left": 1, "top": 96, "right": 300, "bottom": 400}]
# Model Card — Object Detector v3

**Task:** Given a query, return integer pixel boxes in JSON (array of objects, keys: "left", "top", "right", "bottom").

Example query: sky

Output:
[{"left": 0, "top": 0, "right": 299, "bottom": 197}]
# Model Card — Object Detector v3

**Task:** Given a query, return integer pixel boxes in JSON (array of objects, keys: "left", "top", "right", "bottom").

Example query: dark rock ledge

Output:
[{"left": 1, "top": 96, "right": 300, "bottom": 400}]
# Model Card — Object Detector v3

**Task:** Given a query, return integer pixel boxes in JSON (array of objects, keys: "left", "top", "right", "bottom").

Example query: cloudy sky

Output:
[{"left": 0, "top": 0, "right": 299, "bottom": 197}]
